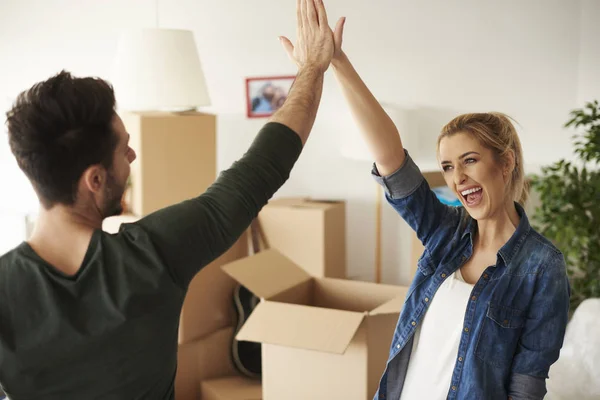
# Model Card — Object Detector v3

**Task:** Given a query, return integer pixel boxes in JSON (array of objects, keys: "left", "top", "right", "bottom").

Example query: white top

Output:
[{"left": 400, "top": 269, "right": 474, "bottom": 400}]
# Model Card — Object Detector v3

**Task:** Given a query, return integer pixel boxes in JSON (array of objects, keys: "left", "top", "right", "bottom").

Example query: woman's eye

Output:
[
  {"left": 465, "top": 158, "right": 476, "bottom": 164},
  {"left": 442, "top": 165, "right": 453, "bottom": 172}
]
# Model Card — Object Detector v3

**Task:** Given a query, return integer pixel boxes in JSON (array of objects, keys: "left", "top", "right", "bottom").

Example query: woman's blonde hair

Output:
[{"left": 437, "top": 112, "right": 528, "bottom": 207}]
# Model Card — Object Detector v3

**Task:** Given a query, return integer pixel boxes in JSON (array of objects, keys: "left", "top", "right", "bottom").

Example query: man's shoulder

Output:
[{"left": 0, "top": 243, "right": 27, "bottom": 272}]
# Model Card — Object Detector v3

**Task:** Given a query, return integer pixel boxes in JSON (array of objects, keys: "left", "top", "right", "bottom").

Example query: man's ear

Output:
[{"left": 81, "top": 165, "right": 106, "bottom": 194}]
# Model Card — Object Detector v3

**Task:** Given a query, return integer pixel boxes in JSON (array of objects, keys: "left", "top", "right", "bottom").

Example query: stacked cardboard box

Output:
[{"left": 257, "top": 198, "right": 346, "bottom": 278}]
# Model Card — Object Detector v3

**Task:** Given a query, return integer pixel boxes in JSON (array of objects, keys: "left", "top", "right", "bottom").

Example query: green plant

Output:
[{"left": 530, "top": 100, "right": 600, "bottom": 315}]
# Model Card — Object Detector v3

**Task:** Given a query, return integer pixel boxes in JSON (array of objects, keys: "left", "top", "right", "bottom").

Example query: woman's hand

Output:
[{"left": 332, "top": 15, "right": 346, "bottom": 63}]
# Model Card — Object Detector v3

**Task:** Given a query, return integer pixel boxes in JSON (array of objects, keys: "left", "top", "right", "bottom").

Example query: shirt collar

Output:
[{"left": 461, "top": 202, "right": 531, "bottom": 265}]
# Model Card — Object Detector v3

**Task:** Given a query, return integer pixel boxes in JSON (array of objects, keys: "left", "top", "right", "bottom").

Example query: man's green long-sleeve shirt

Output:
[{"left": 0, "top": 122, "right": 303, "bottom": 399}]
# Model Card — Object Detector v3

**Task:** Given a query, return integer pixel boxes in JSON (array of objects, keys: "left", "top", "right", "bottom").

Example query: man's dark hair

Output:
[{"left": 5, "top": 70, "right": 119, "bottom": 208}]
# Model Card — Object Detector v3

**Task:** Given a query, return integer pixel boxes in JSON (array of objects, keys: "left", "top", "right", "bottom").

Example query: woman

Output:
[{"left": 280, "top": 12, "right": 570, "bottom": 400}]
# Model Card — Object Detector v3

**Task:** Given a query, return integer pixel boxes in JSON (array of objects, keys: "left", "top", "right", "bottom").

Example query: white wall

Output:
[
  {"left": 577, "top": 0, "right": 600, "bottom": 105},
  {"left": 0, "top": 0, "right": 596, "bottom": 283}
]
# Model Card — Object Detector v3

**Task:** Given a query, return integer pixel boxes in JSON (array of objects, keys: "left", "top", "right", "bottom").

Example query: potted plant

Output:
[{"left": 530, "top": 100, "right": 600, "bottom": 315}]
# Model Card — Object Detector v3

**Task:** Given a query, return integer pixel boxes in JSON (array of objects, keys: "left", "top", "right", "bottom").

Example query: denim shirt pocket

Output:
[{"left": 475, "top": 303, "right": 526, "bottom": 368}]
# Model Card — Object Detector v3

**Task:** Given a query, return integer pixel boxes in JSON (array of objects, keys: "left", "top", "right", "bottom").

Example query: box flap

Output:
[
  {"left": 237, "top": 301, "right": 365, "bottom": 354},
  {"left": 370, "top": 288, "right": 409, "bottom": 316},
  {"left": 222, "top": 249, "right": 311, "bottom": 299}
]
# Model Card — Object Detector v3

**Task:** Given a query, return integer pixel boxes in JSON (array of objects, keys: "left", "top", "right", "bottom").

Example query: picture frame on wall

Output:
[{"left": 245, "top": 75, "right": 296, "bottom": 118}]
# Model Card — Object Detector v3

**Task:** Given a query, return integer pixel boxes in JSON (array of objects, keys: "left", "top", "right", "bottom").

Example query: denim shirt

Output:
[{"left": 371, "top": 151, "right": 570, "bottom": 400}]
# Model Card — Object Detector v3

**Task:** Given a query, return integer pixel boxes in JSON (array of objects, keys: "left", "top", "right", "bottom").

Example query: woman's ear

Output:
[{"left": 504, "top": 149, "right": 516, "bottom": 177}]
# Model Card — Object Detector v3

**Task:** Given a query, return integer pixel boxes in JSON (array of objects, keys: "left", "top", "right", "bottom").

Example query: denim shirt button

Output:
[
  {"left": 397, "top": 344, "right": 401, "bottom": 349},
  {"left": 441, "top": 273, "right": 447, "bottom": 278},
  {"left": 411, "top": 321, "right": 416, "bottom": 326},
  {"left": 452, "top": 386, "right": 457, "bottom": 391},
  {"left": 471, "top": 296, "right": 477, "bottom": 301},
  {"left": 458, "top": 356, "right": 463, "bottom": 362},
  {"left": 425, "top": 297, "right": 430, "bottom": 303},
  {"left": 483, "top": 273, "right": 489, "bottom": 280}
]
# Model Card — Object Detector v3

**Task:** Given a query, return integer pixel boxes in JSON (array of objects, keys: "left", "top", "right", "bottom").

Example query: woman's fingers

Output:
[
  {"left": 279, "top": 36, "right": 295, "bottom": 61},
  {"left": 334, "top": 16, "right": 345, "bottom": 46}
]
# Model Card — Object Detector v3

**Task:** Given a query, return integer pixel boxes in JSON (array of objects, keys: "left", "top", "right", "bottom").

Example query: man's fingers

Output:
[
  {"left": 279, "top": 36, "right": 295, "bottom": 59},
  {"left": 296, "top": 0, "right": 302, "bottom": 36},
  {"left": 334, "top": 16, "right": 345, "bottom": 43},
  {"left": 315, "top": 0, "right": 329, "bottom": 30},
  {"left": 306, "top": 0, "right": 318, "bottom": 29},
  {"left": 300, "top": 0, "right": 309, "bottom": 29}
]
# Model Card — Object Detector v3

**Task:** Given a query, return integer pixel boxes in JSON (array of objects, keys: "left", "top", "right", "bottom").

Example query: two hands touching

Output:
[
  {"left": 275, "top": 0, "right": 405, "bottom": 175},
  {"left": 266, "top": 0, "right": 351, "bottom": 145},
  {"left": 279, "top": 0, "right": 346, "bottom": 74}
]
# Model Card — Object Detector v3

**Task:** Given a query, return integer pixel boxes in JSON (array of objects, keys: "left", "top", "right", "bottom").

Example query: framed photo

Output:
[{"left": 245, "top": 75, "right": 296, "bottom": 118}]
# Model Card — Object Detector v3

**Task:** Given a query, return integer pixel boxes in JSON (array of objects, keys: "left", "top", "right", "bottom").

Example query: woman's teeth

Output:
[{"left": 461, "top": 187, "right": 482, "bottom": 196}]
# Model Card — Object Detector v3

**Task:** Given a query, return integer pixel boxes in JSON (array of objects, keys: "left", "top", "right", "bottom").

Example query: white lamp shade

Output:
[{"left": 111, "top": 28, "right": 211, "bottom": 112}]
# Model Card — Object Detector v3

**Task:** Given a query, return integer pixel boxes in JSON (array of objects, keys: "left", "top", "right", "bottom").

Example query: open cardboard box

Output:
[{"left": 222, "top": 250, "right": 408, "bottom": 400}]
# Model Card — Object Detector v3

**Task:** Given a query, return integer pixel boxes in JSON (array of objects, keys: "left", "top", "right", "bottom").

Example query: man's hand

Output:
[{"left": 279, "top": 0, "right": 335, "bottom": 73}]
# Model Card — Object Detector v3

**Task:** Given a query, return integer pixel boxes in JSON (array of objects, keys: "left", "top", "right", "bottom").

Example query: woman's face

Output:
[{"left": 438, "top": 132, "right": 509, "bottom": 221}]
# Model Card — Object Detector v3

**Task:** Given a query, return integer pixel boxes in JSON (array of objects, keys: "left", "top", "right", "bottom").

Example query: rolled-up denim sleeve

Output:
[
  {"left": 371, "top": 150, "right": 464, "bottom": 255},
  {"left": 371, "top": 150, "right": 424, "bottom": 200},
  {"left": 508, "top": 373, "right": 547, "bottom": 399},
  {"left": 508, "top": 257, "right": 571, "bottom": 399}
]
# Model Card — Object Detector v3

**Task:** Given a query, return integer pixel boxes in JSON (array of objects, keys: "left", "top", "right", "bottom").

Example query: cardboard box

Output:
[
  {"left": 222, "top": 250, "right": 408, "bottom": 400},
  {"left": 258, "top": 197, "right": 346, "bottom": 278},
  {"left": 122, "top": 111, "right": 217, "bottom": 216},
  {"left": 201, "top": 376, "right": 262, "bottom": 400},
  {"left": 175, "top": 326, "right": 239, "bottom": 400}
]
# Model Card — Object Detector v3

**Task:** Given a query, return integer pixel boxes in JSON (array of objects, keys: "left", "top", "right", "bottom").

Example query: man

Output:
[
  {"left": 251, "top": 82, "right": 276, "bottom": 113},
  {"left": 0, "top": 0, "right": 334, "bottom": 398}
]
